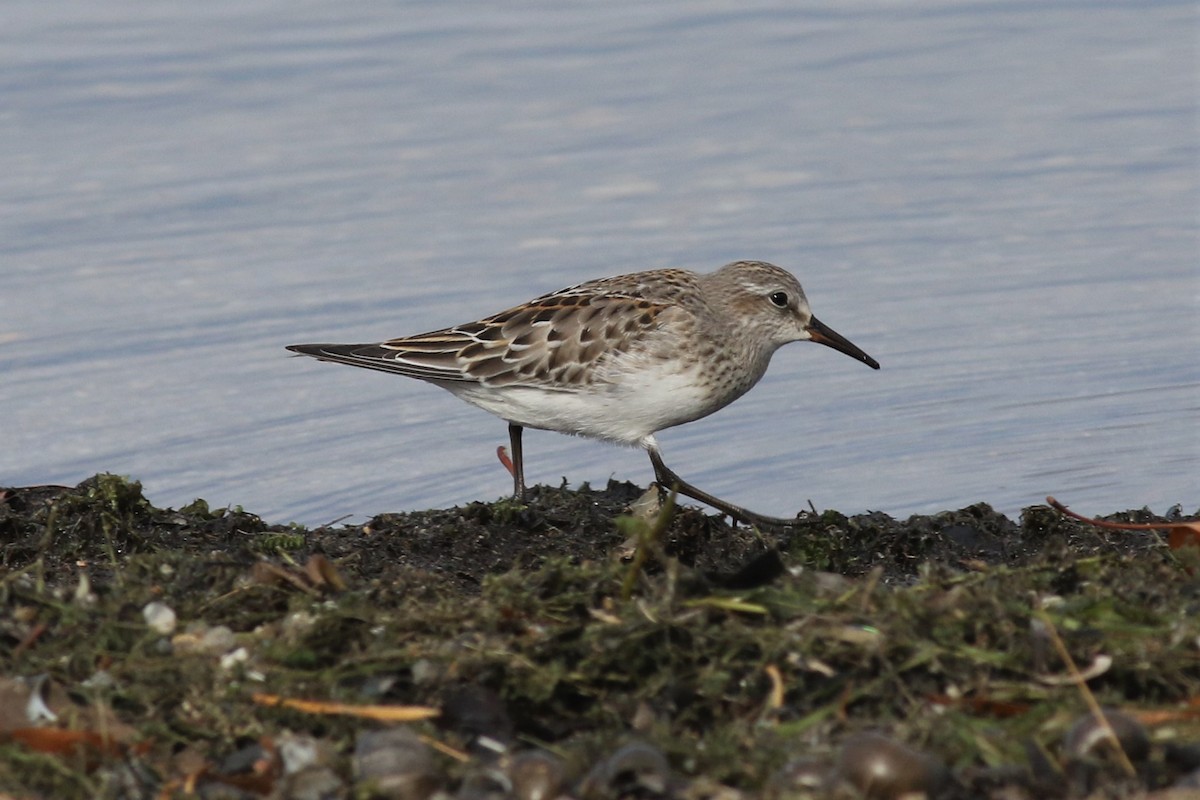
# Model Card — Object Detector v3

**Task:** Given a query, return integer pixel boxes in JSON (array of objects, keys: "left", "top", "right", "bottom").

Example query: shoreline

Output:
[{"left": 2, "top": 473, "right": 1197, "bottom": 797}]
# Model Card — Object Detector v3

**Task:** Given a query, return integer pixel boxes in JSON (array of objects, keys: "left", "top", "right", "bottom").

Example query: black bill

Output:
[{"left": 805, "top": 316, "right": 880, "bottom": 370}]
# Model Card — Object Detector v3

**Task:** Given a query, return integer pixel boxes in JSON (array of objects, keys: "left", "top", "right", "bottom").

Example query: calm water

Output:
[{"left": 2, "top": 1, "right": 1196, "bottom": 526}]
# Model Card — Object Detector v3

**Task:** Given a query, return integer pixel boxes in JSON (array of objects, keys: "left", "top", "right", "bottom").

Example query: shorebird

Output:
[{"left": 288, "top": 260, "right": 879, "bottom": 526}]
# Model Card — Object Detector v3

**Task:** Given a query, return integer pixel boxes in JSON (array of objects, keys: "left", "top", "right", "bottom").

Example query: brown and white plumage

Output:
[{"left": 288, "top": 260, "right": 879, "bottom": 526}]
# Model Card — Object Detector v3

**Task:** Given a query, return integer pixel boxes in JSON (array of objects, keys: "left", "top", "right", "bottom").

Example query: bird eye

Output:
[{"left": 768, "top": 291, "right": 789, "bottom": 308}]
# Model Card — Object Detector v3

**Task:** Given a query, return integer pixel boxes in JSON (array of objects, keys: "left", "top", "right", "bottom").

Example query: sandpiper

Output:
[{"left": 288, "top": 260, "right": 879, "bottom": 526}]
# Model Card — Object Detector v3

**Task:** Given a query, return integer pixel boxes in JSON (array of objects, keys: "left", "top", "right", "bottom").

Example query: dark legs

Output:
[
  {"left": 506, "top": 426, "right": 800, "bottom": 526},
  {"left": 646, "top": 443, "right": 802, "bottom": 529},
  {"left": 508, "top": 423, "right": 527, "bottom": 501}
]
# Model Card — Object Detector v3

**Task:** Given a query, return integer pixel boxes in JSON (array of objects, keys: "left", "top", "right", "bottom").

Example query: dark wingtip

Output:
[{"left": 286, "top": 343, "right": 329, "bottom": 357}]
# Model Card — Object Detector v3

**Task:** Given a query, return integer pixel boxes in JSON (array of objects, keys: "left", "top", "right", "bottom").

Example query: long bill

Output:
[{"left": 805, "top": 316, "right": 880, "bottom": 370}]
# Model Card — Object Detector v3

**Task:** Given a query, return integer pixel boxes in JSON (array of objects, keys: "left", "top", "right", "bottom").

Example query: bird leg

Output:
[
  {"left": 646, "top": 446, "right": 803, "bottom": 529},
  {"left": 508, "top": 423, "right": 527, "bottom": 502}
]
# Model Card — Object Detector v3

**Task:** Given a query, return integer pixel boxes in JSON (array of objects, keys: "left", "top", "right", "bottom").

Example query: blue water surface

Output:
[{"left": 2, "top": 1, "right": 1196, "bottom": 524}]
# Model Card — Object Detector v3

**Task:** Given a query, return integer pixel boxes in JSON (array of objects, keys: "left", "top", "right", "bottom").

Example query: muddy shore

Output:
[{"left": 2, "top": 474, "right": 1198, "bottom": 798}]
